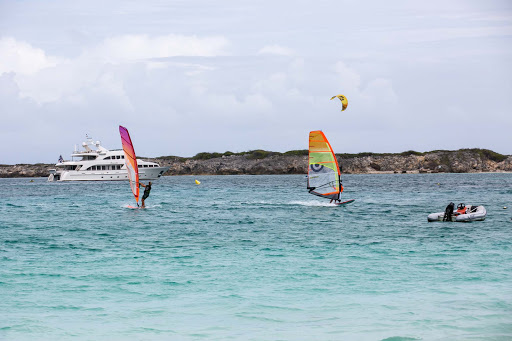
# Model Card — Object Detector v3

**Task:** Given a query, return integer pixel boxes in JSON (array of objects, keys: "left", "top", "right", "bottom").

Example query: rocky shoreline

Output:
[{"left": 1, "top": 149, "right": 511, "bottom": 178}]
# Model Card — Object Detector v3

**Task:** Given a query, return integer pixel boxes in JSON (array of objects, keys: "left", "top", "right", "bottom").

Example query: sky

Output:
[{"left": 1, "top": 0, "right": 511, "bottom": 164}]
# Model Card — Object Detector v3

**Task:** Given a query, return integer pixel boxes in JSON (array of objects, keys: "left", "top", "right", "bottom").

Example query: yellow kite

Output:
[{"left": 330, "top": 94, "right": 348, "bottom": 111}]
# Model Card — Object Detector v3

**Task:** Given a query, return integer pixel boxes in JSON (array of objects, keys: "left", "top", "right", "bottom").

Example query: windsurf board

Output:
[{"left": 335, "top": 199, "right": 355, "bottom": 206}]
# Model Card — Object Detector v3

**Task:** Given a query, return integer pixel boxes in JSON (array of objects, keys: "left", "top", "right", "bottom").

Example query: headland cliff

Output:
[{"left": 2, "top": 149, "right": 511, "bottom": 178}]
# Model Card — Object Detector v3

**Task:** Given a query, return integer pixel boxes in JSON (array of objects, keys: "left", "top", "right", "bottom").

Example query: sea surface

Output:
[{"left": 1, "top": 174, "right": 511, "bottom": 340}]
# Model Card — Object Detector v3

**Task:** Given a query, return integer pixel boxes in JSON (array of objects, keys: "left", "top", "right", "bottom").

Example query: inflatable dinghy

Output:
[{"left": 428, "top": 202, "right": 487, "bottom": 222}]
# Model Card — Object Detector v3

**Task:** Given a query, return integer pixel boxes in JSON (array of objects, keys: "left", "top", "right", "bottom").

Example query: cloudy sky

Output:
[{"left": 1, "top": 0, "right": 511, "bottom": 164}]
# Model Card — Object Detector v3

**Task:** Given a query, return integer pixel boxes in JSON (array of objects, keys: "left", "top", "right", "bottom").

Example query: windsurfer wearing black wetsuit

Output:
[{"left": 139, "top": 181, "right": 152, "bottom": 208}]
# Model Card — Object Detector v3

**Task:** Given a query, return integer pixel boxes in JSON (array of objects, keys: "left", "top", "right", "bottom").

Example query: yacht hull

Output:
[{"left": 50, "top": 167, "right": 169, "bottom": 181}]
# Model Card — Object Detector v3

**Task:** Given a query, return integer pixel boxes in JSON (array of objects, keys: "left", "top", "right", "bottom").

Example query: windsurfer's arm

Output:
[{"left": 139, "top": 182, "right": 146, "bottom": 188}]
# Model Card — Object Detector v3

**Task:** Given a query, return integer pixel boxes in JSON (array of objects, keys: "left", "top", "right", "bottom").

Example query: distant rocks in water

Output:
[
  {"left": 0, "top": 164, "right": 53, "bottom": 178},
  {"left": 1, "top": 148, "right": 512, "bottom": 177}
]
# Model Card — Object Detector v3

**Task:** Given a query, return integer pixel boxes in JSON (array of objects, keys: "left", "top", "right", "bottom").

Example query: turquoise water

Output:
[{"left": 1, "top": 174, "right": 511, "bottom": 340}]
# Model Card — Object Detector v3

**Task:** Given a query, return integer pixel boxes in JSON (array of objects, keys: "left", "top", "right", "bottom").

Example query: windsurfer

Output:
[{"left": 139, "top": 181, "right": 152, "bottom": 208}]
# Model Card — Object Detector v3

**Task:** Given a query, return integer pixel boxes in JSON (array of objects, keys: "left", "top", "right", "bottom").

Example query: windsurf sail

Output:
[
  {"left": 307, "top": 130, "right": 344, "bottom": 200},
  {"left": 119, "top": 125, "right": 139, "bottom": 205}
]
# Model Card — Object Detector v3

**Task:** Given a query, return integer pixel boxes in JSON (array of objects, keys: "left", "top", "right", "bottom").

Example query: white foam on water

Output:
[
  {"left": 252, "top": 201, "right": 274, "bottom": 205},
  {"left": 288, "top": 200, "right": 335, "bottom": 207}
]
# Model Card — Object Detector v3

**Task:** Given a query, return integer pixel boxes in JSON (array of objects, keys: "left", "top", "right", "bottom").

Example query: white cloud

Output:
[
  {"left": 0, "top": 37, "right": 62, "bottom": 75},
  {"left": 381, "top": 25, "right": 512, "bottom": 45},
  {"left": 85, "top": 34, "right": 230, "bottom": 63},
  {"left": 360, "top": 78, "right": 398, "bottom": 105},
  {"left": 258, "top": 44, "right": 294, "bottom": 56},
  {"left": 1, "top": 34, "right": 229, "bottom": 104},
  {"left": 334, "top": 61, "right": 361, "bottom": 90}
]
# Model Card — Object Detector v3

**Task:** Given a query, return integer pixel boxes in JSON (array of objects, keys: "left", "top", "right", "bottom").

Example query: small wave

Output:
[
  {"left": 52, "top": 305, "right": 83, "bottom": 311},
  {"left": 234, "top": 314, "right": 284, "bottom": 323},
  {"left": 163, "top": 280, "right": 192, "bottom": 286},
  {"left": 132, "top": 326, "right": 176, "bottom": 333},
  {"left": 5, "top": 203, "right": 24, "bottom": 208}
]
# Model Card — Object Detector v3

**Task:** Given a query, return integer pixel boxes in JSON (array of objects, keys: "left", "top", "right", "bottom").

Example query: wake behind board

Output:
[{"left": 335, "top": 199, "right": 355, "bottom": 206}]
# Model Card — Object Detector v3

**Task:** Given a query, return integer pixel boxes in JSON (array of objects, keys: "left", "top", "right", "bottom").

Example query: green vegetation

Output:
[
  {"left": 190, "top": 150, "right": 277, "bottom": 160},
  {"left": 155, "top": 155, "right": 187, "bottom": 162},
  {"left": 174, "top": 150, "right": 284, "bottom": 161},
  {"left": 336, "top": 148, "right": 508, "bottom": 161},
  {"left": 283, "top": 149, "right": 309, "bottom": 156},
  {"left": 245, "top": 150, "right": 272, "bottom": 159},
  {"left": 399, "top": 150, "right": 424, "bottom": 156},
  {"left": 153, "top": 148, "right": 509, "bottom": 162},
  {"left": 462, "top": 148, "right": 508, "bottom": 163},
  {"left": 192, "top": 152, "right": 224, "bottom": 160}
]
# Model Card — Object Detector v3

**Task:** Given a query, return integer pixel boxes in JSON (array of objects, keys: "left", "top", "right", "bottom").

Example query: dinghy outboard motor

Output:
[{"left": 443, "top": 202, "right": 455, "bottom": 222}]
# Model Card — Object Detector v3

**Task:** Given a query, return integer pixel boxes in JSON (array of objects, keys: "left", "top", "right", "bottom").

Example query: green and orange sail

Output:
[{"left": 307, "top": 130, "right": 343, "bottom": 200}]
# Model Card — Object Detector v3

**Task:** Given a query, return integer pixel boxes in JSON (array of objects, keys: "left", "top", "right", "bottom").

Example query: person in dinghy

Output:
[
  {"left": 427, "top": 202, "right": 487, "bottom": 222},
  {"left": 139, "top": 181, "right": 152, "bottom": 208}
]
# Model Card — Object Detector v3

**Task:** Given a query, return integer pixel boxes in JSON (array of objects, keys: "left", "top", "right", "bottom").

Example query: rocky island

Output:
[{"left": 1, "top": 148, "right": 511, "bottom": 178}]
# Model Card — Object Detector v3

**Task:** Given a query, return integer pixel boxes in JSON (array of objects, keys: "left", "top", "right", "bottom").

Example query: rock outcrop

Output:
[
  {"left": 0, "top": 164, "right": 54, "bottom": 178},
  {"left": 1, "top": 149, "right": 511, "bottom": 178},
  {"left": 149, "top": 150, "right": 512, "bottom": 175}
]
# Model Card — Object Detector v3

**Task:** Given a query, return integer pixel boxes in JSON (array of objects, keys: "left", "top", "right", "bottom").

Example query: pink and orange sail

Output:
[{"left": 119, "top": 126, "right": 139, "bottom": 205}]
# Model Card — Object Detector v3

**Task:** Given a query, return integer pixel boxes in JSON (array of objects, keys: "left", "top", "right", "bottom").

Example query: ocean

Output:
[{"left": 1, "top": 174, "right": 511, "bottom": 340}]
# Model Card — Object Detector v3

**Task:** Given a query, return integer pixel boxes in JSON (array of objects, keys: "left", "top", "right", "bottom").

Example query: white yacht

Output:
[{"left": 48, "top": 136, "right": 169, "bottom": 181}]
